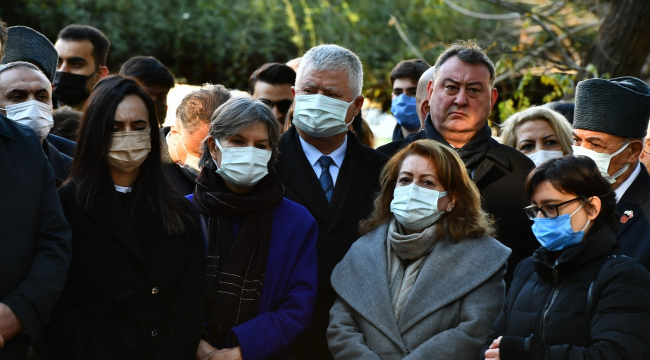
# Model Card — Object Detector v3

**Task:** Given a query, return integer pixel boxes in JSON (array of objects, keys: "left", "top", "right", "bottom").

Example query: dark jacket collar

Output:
[
  {"left": 0, "top": 113, "right": 21, "bottom": 140},
  {"left": 42, "top": 138, "right": 73, "bottom": 185},
  {"left": 533, "top": 222, "right": 620, "bottom": 283}
]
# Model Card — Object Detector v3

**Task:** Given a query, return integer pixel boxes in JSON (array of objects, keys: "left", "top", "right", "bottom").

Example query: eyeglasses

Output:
[
  {"left": 259, "top": 98, "right": 293, "bottom": 114},
  {"left": 524, "top": 197, "right": 583, "bottom": 220}
]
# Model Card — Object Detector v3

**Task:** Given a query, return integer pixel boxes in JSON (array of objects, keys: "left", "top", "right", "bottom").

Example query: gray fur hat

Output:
[
  {"left": 1, "top": 26, "right": 58, "bottom": 82},
  {"left": 574, "top": 76, "right": 650, "bottom": 138}
]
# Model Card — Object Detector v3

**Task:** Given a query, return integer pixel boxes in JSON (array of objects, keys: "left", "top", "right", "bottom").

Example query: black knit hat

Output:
[
  {"left": 1, "top": 26, "right": 58, "bottom": 82},
  {"left": 574, "top": 76, "right": 650, "bottom": 138}
]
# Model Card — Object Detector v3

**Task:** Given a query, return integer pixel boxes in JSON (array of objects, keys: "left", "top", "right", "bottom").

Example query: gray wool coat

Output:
[{"left": 327, "top": 222, "right": 511, "bottom": 360}]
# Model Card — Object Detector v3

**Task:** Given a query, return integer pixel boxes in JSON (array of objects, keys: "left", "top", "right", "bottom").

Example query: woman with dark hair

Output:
[
  {"left": 327, "top": 139, "right": 511, "bottom": 359},
  {"left": 188, "top": 97, "right": 318, "bottom": 360},
  {"left": 45, "top": 74, "right": 205, "bottom": 359},
  {"left": 482, "top": 155, "right": 650, "bottom": 360}
]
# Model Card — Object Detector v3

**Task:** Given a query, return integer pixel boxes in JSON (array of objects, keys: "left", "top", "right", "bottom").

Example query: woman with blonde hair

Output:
[
  {"left": 499, "top": 106, "right": 573, "bottom": 166},
  {"left": 327, "top": 139, "right": 511, "bottom": 359}
]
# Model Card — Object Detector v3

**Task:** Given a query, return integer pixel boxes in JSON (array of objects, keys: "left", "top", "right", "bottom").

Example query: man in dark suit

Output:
[
  {"left": 0, "top": 72, "right": 71, "bottom": 358},
  {"left": 378, "top": 41, "right": 539, "bottom": 286},
  {"left": 572, "top": 76, "right": 650, "bottom": 269},
  {"left": 161, "top": 84, "right": 231, "bottom": 196},
  {"left": 275, "top": 44, "right": 388, "bottom": 359}
]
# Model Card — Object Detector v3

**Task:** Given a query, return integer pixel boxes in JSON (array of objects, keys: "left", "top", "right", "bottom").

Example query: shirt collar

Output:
[
  {"left": 298, "top": 134, "right": 348, "bottom": 169},
  {"left": 615, "top": 162, "right": 641, "bottom": 202}
]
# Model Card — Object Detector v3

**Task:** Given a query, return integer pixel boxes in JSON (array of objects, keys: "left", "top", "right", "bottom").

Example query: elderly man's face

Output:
[
  {"left": 428, "top": 56, "right": 497, "bottom": 147},
  {"left": 573, "top": 128, "right": 642, "bottom": 186},
  {"left": 293, "top": 66, "right": 362, "bottom": 125},
  {"left": 0, "top": 67, "right": 52, "bottom": 113}
]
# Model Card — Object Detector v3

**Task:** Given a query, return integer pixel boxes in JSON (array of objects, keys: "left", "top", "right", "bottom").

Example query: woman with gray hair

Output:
[
  {"left": 499, "top": 106, "right": 573, "bottom": 166},
  {"left": 187, "top": 97, "right": 319, "bottom": 360}
]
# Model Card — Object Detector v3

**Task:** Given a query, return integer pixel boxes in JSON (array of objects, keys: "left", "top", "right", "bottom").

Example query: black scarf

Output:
[
  {"left": 193, "top": 163, "right": 284, "bottom": 347},
  {"left": 424, "top": 114, "right": 492, "bottom": 173}
]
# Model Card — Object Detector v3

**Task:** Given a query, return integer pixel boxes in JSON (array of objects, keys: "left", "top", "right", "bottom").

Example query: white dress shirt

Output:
[
  {"left": 615, "top": 163, "right": 641, "bottom": 203},
  {"left": 299, "top": 135, "right": 348, "bottom": 186}
]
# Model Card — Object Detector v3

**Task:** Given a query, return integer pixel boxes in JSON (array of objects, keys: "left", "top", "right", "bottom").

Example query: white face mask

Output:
[
  {"left": 213, "top": 137, "right": 272, "bottom": 188},
  {"left": 293, "top": 94, "right": 355, "bottom": 137},
  {"left": 107, "top": 130, "right": 152, "bottom": 173},
  {"left": 1, "top": 100, "right": 54, "bottom": 142},
  {"left": 527, "top": 150, "right": 564, "bottom": 167},
  {"left": 390, "top": 183, "right": 448, "bottom": 231},
  {"left": 572, "top": 143, "right": 630, "bottom": 184},
  {"left": 166, "top": 131, "right": 201, "bottom": 176}
]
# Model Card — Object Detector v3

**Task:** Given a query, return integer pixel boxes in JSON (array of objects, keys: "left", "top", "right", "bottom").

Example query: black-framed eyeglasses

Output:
[
  {"left": 259, "top": 98, "right": 293, "bottom": 114},
  {"left": 524, "top": 197, "right": 583, "bottom": 220}
]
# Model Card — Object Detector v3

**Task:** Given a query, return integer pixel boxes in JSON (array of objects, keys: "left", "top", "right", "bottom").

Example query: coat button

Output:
[
  {"left": 151, "top": 287, "right": 159, "bottom": 294},
  {"left": 151, "top": 330, "right": 158, "bottom": 337}
]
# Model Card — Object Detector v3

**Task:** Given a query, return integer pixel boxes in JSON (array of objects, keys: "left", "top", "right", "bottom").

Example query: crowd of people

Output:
[{"left": 1, "top": 18, "right": 650, "bottom": 360}]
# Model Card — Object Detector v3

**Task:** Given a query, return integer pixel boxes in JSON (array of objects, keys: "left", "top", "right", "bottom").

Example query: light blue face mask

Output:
[
  {"left": 293, "top": 94, "right": 355, "bottom": 138},
  {"left": 531, "top": 202, "right": 590, "bottom": 251},
  {"left": 391, "top": 94, "right": 420, "bottom": 131},
  {"left": 390, "top": 183, "right": 448, "bottom": 231}
]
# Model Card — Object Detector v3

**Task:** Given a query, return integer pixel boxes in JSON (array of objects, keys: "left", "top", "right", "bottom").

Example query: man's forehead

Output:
[
  {"left": 574, "top": 128, "right": 623, "bottom": 143},
  {"left": 393, "top": 77, "right": 417, "bottom": 89},
  {"left": 55, "top": 39, "right": 95, "bottom": 61},
  {"left": 436, "top": 56, "right": 491, "bottom": 84},
  {"left": 0, "top": 67, "right": 51, "bottom": 91}
]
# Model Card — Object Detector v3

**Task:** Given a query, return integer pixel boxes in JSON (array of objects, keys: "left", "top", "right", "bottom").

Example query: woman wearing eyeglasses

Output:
[{"left": 481, "top": 155, "right": 650, "bottom": 360}]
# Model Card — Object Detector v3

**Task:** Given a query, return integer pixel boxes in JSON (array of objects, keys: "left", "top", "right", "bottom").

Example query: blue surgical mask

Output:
[
  {"left": 531, "top": 202, "right": 590, "bottom": 251},
  {"left": 293, "top": 94, "right": 355, "bottom": 138},
  {"left": 391, "top": 94, "right": 420, "bottom": 131}
]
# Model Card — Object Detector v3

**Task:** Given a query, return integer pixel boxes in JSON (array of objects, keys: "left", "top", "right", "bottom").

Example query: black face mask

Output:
[{"left": 53, "top": 68, "right": 97, "bottom": 106}]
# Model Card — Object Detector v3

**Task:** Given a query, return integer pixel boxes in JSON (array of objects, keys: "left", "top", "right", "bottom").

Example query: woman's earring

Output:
[{"left": 447, "top": 204, "right": 454, "bottom": 212}]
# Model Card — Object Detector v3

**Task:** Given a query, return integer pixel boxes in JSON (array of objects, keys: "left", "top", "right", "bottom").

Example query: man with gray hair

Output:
[
  {"left": 378, "top": 41, "right": 538, "bottom": 286},
  {"left": 275, "top": 44, "right": 388, "bottom": 359},
  {"left": 161, "top": 83, "right": 231, "bottom": 195}
]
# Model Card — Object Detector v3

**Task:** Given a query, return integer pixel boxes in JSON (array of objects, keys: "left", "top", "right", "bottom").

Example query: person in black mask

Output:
[
  {"left": 377, "top": 40, "right": 538, "bottom": 286},
  {"left": 53, "top": 24, "right": 110, "bottom": 110},
  {"left": 120, "top": 56, "right": 175, "bottom": 126}
]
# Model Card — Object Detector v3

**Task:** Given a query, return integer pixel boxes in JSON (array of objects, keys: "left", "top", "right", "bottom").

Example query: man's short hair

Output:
[
  {"left": 0, "top": 61, "right": 45, "bottom": 81},
  {"left": 390, "top": 59, "right": 430, "bottom": 87},
  {"left": 433, "top": 40, "right": 496, "bottom": 87},
  {"left": 119, "top": 56, "right": 175, "bottom": 88},
  {"left": 0, "top": 19, "right": 7, "bottom": 61},
  {"left": 57, "top": 24, "right": 110, "bottom": 66},
  {"left": 248, "top": 62, "right": 296, "bottom": 94},
  {"left": 51, "top": 106, "right": 82, "bottom": 141},
  {"left": 297, "top": 44, "right": 364, "bottom": 97},
  {"left": 176, "top": 83, "right": 232, "bottom": 134}
]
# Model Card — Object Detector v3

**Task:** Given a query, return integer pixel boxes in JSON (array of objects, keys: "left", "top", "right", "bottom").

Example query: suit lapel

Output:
[
  {"left": 87, "top": 181, "right": 146, "bottom": 266},
  {"left": 328, "top": 133, "right": 377, "bottom": 232},
  {"left": 473, "top": 139, "right": 510, "bottom": 185},
  {"left": 616, "top": 168, "right": 650, "bottom": 237},
  {"left": 276, "top": 127, "right": 330, "bottom": 224}
]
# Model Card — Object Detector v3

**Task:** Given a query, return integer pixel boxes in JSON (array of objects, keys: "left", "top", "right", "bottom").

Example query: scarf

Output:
[
  {"left": 424, "top": 115, "right": 492, "bottom": 174},
  {"left": 387, "top": 218, "right": 441, "bottom": 322},
  {"left": 193, "top": 163, "right": 284, "bottom": 347}
]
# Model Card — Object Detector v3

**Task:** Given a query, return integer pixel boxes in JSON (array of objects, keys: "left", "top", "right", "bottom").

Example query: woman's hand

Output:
[
  {"left": 201, "top": 346, "right": 243, "bottom": 360},
  {"left": 484, "top": 336, "right": 502, "bottom": 360}
]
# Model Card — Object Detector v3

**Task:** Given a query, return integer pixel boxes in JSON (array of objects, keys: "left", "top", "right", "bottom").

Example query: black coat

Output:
[
  {"left": 275, "top": 126, "right": 389, "bottom": 360},
  {"left": 616, "top": 163, "right": 650, "bottom": 269},
  {"left": 44, "top": 178, "right": 205, "bottom": 360},
  {"left": 0, "top": 114, "right": 71, "bottom": 358},
  {"left": 160, "top": 127, "right": 196, "bottom": 196},
  {"left": 377, "top": 123, "right": 539, "bottom": 285},
  {"left": 42, "top": 138, "right": 72, "bottom": 186},
  {"left": 481, "top": 223, "right": 650, "bottom": 360},
  {"left": 46, "top": 133, "right": 76, "bottom": 158}
]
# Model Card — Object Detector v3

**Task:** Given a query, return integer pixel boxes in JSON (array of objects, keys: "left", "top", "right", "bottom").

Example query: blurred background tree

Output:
[{"left": 3, "top": 0, "right": 649, "bottom": 123}]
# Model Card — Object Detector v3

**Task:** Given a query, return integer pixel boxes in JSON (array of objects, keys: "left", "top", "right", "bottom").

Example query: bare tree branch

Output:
[{"left": 389, "top": 15, "right": 426, "bottom": 62}]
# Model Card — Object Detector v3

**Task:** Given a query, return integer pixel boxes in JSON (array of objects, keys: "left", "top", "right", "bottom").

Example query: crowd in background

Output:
[{"left": 1, "top": 18, "right": 650, "bottom": 360}]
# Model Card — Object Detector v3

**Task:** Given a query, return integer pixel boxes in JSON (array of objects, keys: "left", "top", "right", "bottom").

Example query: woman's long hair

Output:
[
  {"left": 360, "top": 139, "right": 495, "bottom": 241},
  {"left": 68, "top": 74, "right": 193, "bottom": 235}
]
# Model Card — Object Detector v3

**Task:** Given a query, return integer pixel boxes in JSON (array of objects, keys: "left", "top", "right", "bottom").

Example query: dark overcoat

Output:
[
  {"left": 44, "top": 178, "right": 205, "bottom": 360},
  {"left": 616, "top": 163, "right": 650, "bottom": 269},
  {"left": 275, "top": 126, "right": 389, "bottom": 360},
  {"left": 0, "top": 114, "right": 71, "bottom": 358}
]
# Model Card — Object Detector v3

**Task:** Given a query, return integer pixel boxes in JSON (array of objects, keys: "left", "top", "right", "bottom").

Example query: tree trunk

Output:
[{"left": 586, "top": 0, "right": 650, "bottom": 78}]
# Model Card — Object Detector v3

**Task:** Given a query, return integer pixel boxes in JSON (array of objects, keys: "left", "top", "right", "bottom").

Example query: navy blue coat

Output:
[
  {"left": 187, "top": 194, "right": 319, "bottom": 360},
  {"left": 0, "top": 114, "right": 71, "bottom": 357},
  {"left": 616, "top": 163, "right": 650, "bottom": 269}
]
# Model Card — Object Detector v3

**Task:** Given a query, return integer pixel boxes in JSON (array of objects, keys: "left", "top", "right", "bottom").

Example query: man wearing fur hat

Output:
[{"left": 573, "top": 76, "right": 650, "bottom": 269}]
